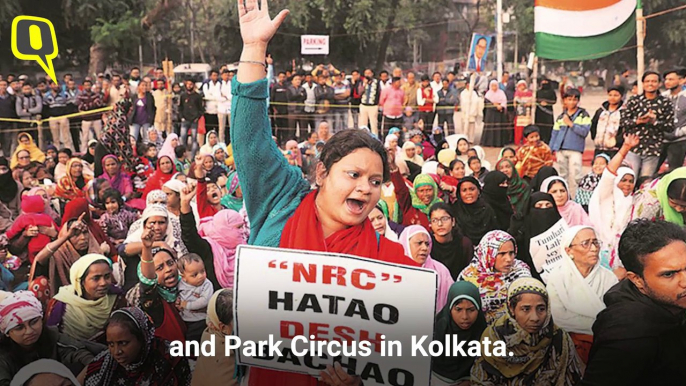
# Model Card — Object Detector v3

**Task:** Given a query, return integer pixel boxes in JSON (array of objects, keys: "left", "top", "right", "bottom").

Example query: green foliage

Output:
[{"left": 90, "top": 12, "right": 142, "bottom": 51}]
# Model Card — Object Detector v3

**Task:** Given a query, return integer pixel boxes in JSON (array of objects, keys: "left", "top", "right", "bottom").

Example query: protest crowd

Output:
[{"left": 1, "top": 1, "right": 686, "bottom": 385}]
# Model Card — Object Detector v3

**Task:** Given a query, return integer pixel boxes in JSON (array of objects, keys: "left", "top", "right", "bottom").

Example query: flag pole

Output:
[
  {"left": 636, "top": 0, "right": 645, "bottom": 93},
  {"left": 532, "top": 56, "right": 538, "bottom": 123}
]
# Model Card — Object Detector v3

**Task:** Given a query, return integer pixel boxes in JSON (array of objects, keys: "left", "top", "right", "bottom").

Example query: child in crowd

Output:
[
  {"left": 549, "top": 88, "right": 591, "bottom": 197},
  {"left": 5, "top": 195, "right": 57, "bottom": 264},
  {"left": 515, "top": 125, "right": 555, "bottom": 181},
  {"left": 575, "top": 153, "right": 610, "bottom": 212},
  {"left": 174, "top": 145, "right": 191, "bottom": 175},
  {"left": 142, "top": 142, "right": 158, "bottom": 171},
  {"left": 468, "top": 156, "right": 489, "bottom": 185},
  {"left": 177, "top": 253, "right": 214, "bottom": 343},
  {"left": 99, "top": 188, "right": 139, "bottom": 246}
]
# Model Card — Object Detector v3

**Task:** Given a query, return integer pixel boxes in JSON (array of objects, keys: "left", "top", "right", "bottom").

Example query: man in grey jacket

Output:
[
  {"left": 15, "top": 82, "right": 43, "bottom": 146},
  {"left": 660, "top": 69, "right": 686, "bottom": 172}
]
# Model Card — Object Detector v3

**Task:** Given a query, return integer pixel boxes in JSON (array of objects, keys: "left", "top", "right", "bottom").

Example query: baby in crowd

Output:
[{"left": 176, "top": 253, "right": 214, "bottom": 342}]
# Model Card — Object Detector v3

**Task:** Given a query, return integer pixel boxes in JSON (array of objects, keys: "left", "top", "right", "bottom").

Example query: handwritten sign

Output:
[
  {"left": 529, "top": 219, "right": 569, "bottom": 283},
  {"left": 234, "top": 245, "right": 437, "bottom": 385},
  {"left": 301, "top": 35, "right": 330, "bottom": 55}
]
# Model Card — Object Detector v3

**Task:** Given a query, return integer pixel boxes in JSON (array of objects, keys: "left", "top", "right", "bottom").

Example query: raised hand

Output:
[
  {"left": 181, "top": 183, "right": 197, "bottom": 204},
  {"left": 238, "top": 0, "right": 289, "bottom": 47},
  {"left": 623, "top": 133, "right": 640, "bottom": 149},
  {"left": 67, "top": 213, "right": 88, "bottom": 237},
  {"left": 141, "top": 225, "right": 155, "bottom": 249}
]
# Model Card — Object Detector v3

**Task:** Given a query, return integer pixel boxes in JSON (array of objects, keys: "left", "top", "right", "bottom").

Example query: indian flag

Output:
[{"left": 535, "top": 0, "right": 637, "bottom": 60}]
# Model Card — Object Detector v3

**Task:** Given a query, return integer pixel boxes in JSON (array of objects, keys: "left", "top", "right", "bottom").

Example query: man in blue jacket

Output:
[{"left": 549, "top": 88, "right": 591, "bottom": 197}]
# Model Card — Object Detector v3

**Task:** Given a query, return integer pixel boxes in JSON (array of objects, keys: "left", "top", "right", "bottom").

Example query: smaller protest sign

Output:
[{"left": 529, "top": 219, "right": 569, "bottom": 283}]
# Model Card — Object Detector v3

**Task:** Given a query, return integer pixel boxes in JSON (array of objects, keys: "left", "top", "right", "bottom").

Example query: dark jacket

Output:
[
  {"left": 581, "top": 279, "right": 686, "bottom": 386},
  {"left": 179, "top": 90, "right": 204, "bottom": 122},
  {"left": 128, "top": 92, "right": 156, "bottom": 125},
  {"left": 43, "top": 89, "right": 70, "bottom": 118},
  {"left": 0, "top": 94, "right": 16, "bottom": 120},
  {"left": 270, "top": 82, "right": 289, "bottom": 115},
  {"left": 314, "top": 84, "right": 334, "bottom": 113},
  {"left": 437, "top": 88, "right": 458, "bottom": 114},
  {"left": 286, "top": 84, "right": 307, "bottom": 114}
]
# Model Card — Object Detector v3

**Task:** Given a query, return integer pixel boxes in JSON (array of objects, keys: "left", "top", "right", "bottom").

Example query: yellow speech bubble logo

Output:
[{"left": 11, "top": 16, "right": 59, "bottom": 82}]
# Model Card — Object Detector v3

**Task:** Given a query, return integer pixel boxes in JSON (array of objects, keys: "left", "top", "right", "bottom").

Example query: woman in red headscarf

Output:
[{"left": 142, "top": 156, "right": 176, "bottom": 200}]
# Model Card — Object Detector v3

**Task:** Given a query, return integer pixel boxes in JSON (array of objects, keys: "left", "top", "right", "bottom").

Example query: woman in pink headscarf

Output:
[
  {"left": 98, "top": 155, "right": 133, "bottom": 200},
  {"left": 158, "top": 133, "right": 180, "bottom": 162},
  {"left": 398, "top": 225, "right": 454, "bottom": 313},
  {"left": 180, "top": 208, "right": 247, "bottom": 289},
  {"left": 284, "top": 140, "right": 303, "bottom": 168}
]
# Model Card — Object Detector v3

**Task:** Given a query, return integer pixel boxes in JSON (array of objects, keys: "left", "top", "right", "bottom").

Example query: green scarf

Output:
[
  {"left": 410, "top": 174, "right": 443, "bottom": 215},
  {"left": 657, "top": 167, "right": 686, "bottom": 226},
  {"left": 496, "top": 158, "right": 530, "bottom": 216}
]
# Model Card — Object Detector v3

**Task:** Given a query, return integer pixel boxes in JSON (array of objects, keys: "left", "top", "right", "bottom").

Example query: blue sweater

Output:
[
  {"left": 549, "top": 108, "right": 592, "bottom": 153},
  {"left": 230, "top": 78, "right": 310, "bottom": 247}
]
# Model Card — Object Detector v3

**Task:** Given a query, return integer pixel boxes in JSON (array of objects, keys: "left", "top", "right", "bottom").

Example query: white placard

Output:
[
  {"left": 301, "top": 35, "right": 330, "bottom": 55},
  {"left": 529, "top": 219, "right": 569, "bottom": 283},
  {"left": 234, "top": 245, "right": 437, "bottom": 385}
]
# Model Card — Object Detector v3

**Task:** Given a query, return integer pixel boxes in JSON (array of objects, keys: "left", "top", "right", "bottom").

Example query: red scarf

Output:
[{"left": 249, "top": 191, "right": 414, "bottom": 386}]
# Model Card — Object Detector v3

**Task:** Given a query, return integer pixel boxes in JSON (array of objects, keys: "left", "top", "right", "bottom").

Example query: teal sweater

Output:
[{"left": 230, "top": 78, "right": 310, "bottom": 247}]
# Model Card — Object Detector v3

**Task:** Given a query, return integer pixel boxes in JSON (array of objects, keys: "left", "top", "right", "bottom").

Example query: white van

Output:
[{"left": 173, "top": 63, "right": 211, "bottom": 89}]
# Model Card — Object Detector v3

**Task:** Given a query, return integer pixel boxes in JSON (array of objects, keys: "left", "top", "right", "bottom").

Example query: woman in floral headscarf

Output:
[
  {"left": 0, "top": 291, "right": 96, "bottom": 385},
  {"left": 458, "top": 230, "right": 531, "bottom": 323},
  {"left": 84, "top": 307, "right": 191, "bottom": 386},
  {"left": 471, "top": 277, "right": 583, "bottom": 385},
  {"left": 54, "top": 158, "right": 91, "bottom": 201}
]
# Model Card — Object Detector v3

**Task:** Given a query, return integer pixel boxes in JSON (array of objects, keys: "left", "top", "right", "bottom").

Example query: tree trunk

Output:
[
  {"left": 374, "top": 0, "right": 401, "bottom": 71},
  {"left": 88, "top": 43, "right": 108, "bottom": 77}
]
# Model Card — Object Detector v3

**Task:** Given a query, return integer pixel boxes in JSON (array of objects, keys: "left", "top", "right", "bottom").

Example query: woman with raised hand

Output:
[{"left": 229, "top": 1, "right": 415, "bottom": 384}]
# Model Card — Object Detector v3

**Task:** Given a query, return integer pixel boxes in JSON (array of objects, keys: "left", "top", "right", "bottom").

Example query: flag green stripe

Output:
[{"left": 535, "top": 13, "right": 635, "bottom": 60}]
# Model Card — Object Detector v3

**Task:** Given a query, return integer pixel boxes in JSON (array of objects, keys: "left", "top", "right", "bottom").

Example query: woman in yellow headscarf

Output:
[
  {"left": 45, "top": 254, "right": 125, "bottom": 342},
  {"left": 10, "top": 132, "right": 45, "bottom": 169}
]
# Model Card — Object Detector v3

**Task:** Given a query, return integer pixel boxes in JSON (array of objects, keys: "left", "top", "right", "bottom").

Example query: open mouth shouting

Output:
[{"left": 345, "top": 198, "right": 367, "bottom": 216}]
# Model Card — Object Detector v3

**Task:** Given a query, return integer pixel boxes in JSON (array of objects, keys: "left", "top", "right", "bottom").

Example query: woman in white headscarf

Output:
[
  {"left": 398, "top": 141, "right": 424, "bottom": 167},
  {"left": 546, "top": 225, "right": 618, "bottom": 364},
  {"left": 10, "top": 359, "right": 80, "bottom": 386},
  {"left": 589, "top": 134, "right": 637, "bottom": 273}
]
